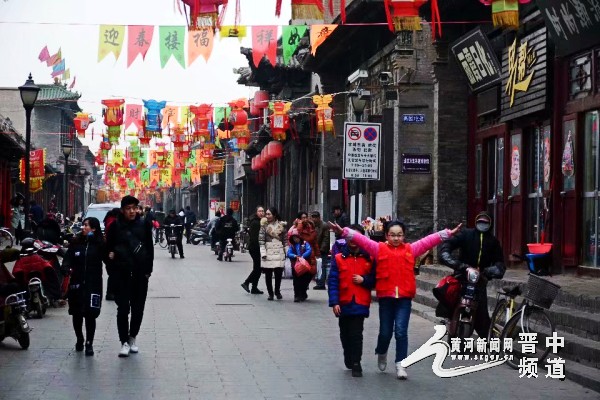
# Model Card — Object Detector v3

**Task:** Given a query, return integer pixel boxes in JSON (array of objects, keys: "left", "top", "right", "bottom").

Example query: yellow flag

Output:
[
  {"left": 310, "top": 25, "right": 337, "bottom": 56},
  {"left": 98, "top": 25, "right": 125, "bottom": 62},
  {"left": 219, "top": 25, "right": 247, "bottom": 41}
]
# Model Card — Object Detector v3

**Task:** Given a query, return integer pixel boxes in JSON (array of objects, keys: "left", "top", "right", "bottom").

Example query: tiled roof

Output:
[{"left": 37, "top": 84, "right": 81, "bottom": 102}]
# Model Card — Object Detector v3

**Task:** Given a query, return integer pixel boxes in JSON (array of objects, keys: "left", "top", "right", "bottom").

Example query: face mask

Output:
[{"left": 476, "top": 222, "right": 490, "bottom": 232}]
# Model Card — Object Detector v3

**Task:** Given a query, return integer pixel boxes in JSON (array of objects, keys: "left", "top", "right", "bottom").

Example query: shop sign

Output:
[
  {"left": 500, "top": 27, "right": 548, "bottom": 122},
  {"left": 451, "top": 28, "right": 502, "bottom": 92},
  {"left": 536, "top": 0, "right": 600, "bottom": 57},
  {"left": 402, "top": 114, "right": 425, "bottom": 124},
  {"left": 343, "top": 122, "right": 381, "bottom": 180},
  {"left": 401, "top": 154, "right": 431, "bottom": 174},
  {"left": 230, "top": 200, "right": 240, "bottom": 212}
]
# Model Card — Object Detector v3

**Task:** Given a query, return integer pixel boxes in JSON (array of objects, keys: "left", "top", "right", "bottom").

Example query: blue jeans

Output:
[{"left": 375, "top": 297, "right": 412, "bottom": 363}]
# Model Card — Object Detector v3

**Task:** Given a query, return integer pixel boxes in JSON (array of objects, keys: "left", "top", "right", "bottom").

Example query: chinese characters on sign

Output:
[
  {"left": 505, "top": 37, "right": 537, "bottom": 107},
  {"left": 402, "top": 114, "right": 425, "bottom": 124},
  {"left": 536, "top": 0, "right": 600, "bottom": 57},
  {"left": 343, "top": 122, "right": 381, "bottom": 180},
  {"left": 401, "top": 154, "right": 431, "bottom": 174},
  {"left": 451, "top": 28, "right": 502, "bottom": 92}
]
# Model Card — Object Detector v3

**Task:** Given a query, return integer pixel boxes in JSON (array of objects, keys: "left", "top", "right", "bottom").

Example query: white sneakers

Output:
[
  {"left": 377, "top": 353, "right": 387, "bottom": 371},
  {"left": 395, "top": 362, "right": 408, "bottom": 380},
  {"left": 118, "top": 342, "right": 131, "bottom": 357},
  {"left": 128, "top": 337, "right": 139, "bottom": 353}
]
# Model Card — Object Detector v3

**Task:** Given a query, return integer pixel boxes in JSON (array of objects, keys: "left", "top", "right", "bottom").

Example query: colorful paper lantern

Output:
[
  {"left": 73, "top": 112, "right": 90, "bottom": 138},
  {"left": 479, "top": 0, "right": 531, "bottom": 30},
  {"left": 228, "top": 100, "right": 250, "bottom": 150},
  {"left": 384, "top": 0, "right": 426, "bottom": 31},
  {"left": 190, "top": 104, "right": 213, "bottom": 143},
  {"left": 180, "top": 0, "right": 228, "bottom": 31},
  {"left": 102, "top": 99, "right": 125, "bottom": 144},
  {"left": 270, "top": 101, "right": 291, "bottom": 141},
  {"left": 313, "top": 94, "right": 334, "bottom": 135},
  {"left": 143, "top": 99, "right": 166, "bottom": 138}
]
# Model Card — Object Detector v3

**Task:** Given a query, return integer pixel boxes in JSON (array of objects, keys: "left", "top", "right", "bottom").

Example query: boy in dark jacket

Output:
[{"left": 328, "top": 225, "right": 375, "bottom": 377}]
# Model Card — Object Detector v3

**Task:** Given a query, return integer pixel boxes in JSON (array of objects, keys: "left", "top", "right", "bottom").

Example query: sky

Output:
[{"left": 0, "top": 0, "right": 292, "bottom": 149}]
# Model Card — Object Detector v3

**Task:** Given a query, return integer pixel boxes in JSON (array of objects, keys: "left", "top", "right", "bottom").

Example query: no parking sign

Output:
[{"left": 343, "top": 122, "right": 381, "bottom": 180}]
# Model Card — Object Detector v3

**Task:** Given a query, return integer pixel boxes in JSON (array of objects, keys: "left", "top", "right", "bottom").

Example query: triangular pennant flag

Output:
[
  {"left": 38, "top": 46, "right": 50, "bottom": 62},
  {"left": 47, "top": 48, "right": 61, "bottom": 66},
  {"left": 98, "top": 25, "right": 125, "bottom": 62},
  {"left": 188, "top": 27, "right": 214, "bottom": 65},
  {"left": 282, "top": 25, "right": 308, "bottom": 66},
  {"left": 127, "top": 25, "right": 154, "bottom": 67},
  {"left": 251, "top": 26, "right": 278, "bottom": 67},
  {"left": 219, "top": 25, "right": 247, "bottom": 41},
  {"left": 125, "top": 104, "right": 143, "bottom": 131},
  {"left": 310, "top": 24, "right": 337, "bottom": 56},
  {"left": 159, "top": 26, "right": 186, "bottom": 68},
  {"left": 69, "top": 76, "right": 77, "bottom": 90}
]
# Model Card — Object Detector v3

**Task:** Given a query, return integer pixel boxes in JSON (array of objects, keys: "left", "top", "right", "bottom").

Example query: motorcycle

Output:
[
  {"left": 0, "top": 290, "right": 31, "bottom": 349},
  {"left": 190, "top": 223, "right": 210, "bottom": 246},
  {"left": 446, "top": 266, "right": 481, "bottom": 346},
  {"left": 224, "top": 238, "right": 234, "bottom": 262},
  {"left": 27, "top": 277, "right": 48, "bottom": 318},
  {"left": 165, "top": 224, "right": 182, "bottom": 259}
]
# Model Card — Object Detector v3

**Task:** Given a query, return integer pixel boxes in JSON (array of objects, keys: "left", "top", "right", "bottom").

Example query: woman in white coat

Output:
[{"left": 259, "top": 207, "right": 287, "bottom": 301}]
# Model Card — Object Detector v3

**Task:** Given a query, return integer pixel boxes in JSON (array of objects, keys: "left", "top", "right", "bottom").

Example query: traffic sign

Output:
[{"left": 343, "top": 122, "right": 381, "bottom": 180}]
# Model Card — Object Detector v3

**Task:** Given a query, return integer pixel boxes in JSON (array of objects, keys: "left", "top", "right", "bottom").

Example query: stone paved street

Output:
[{"left": 1, "top": 243, "right": 599, "bottom": 400}]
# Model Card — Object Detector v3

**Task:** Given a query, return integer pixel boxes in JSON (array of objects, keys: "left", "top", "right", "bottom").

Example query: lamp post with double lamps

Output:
[
  {"left": 18, "top": 73, "right": 40, "bottom": 233},
  {"left": 62, "top": 142, "right": 73, "bottom": 218},
  {"left": 349, "top": 90, "right": 369, "bottom": 225}
]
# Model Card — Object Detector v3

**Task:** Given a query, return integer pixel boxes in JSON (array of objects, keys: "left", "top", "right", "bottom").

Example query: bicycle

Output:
[
  {"left": 495, "top": 274, "right": 560, "bottom": 369},
  {"left": 0, "top": 228, "right": 14, "bottom": 249},
  {"left": 154, "top": 227, "right": 168, "bottom": 249}
]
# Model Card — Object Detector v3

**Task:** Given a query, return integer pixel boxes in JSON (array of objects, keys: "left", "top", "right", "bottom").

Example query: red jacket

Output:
[{"left": 335, "top": 252, "right": 373, "bottom": 306}]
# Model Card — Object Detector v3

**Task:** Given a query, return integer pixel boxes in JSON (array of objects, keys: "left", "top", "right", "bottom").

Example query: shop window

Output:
[
  {"left": 582, "top": 110, "right": 600, "bottom": 268},
  {"left": 527, "top": 125, "right": 551, "bottom": 243},
  {"left": 562, "top": 120, "right": 576, "bottom": 192},
  {"left": 570, "top": 52, "right": 592, "bottom": 100},
  {"left": 475, "top": 144, "right": 482, "bottom": 199}
]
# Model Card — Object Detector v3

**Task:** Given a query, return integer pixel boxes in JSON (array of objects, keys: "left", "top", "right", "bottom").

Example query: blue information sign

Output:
[{"left": 402, "top": 114, "right": 425, "bottom": 124}]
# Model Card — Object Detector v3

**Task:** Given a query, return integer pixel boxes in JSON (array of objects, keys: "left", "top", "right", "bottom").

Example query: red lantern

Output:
[
  {"left": 137, "top": 119, "right": 152, "bottom": 148},
  {"left": 266, "top": 141, "right": 283, "bottom": 160},
  {"left": 253, "top": 90, "right": 269, "bottom": 110},
  {"left": 385, "top": 0, "right": 427, "bottom": 32},
  {"left": 180, "top": 0, "right": 228, "bottom": 31},
  {"left": 171, "top": 125, "right": 189, "bottom": 152},
  {"left": 190, "top": 104, "right": 213, "bottom": 143},
  {"left": 270, "top": 101, "right": 291, "bottom": 141},
  {"left": 73, "top": 112, "right": 90, "bottom": 138},
  {"left": 229, "top": 100, "right": 250, "bottom": 150}
]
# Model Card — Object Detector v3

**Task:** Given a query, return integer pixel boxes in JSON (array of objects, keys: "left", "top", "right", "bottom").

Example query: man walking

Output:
[
  {"left": 311, "top": 211, "right": 330, "bottom": 290},
  {"left": 241, "top": 206, "right": 265, "bottom": 294},
  {"left": 184, "top": 206, "right": 197, "bottom": 244},
  {"left": 106, "top": 195, "right": 154, "bottom": 357}
]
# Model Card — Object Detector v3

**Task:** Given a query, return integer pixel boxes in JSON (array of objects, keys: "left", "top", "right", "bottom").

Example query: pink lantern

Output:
[{"left": 266, "top": 141, "right": 283, "bottom": 160}]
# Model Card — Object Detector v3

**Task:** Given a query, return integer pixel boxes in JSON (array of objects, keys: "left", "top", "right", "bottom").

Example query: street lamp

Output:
[
  {"left": 18, "top": 73, "right": 40, "bottom": 233},
  {"left": 62, "top": 142, "right": 73, "bottom": 218},
  {"left": 348, "top": 90, "right": 369, "bottom": 224}
]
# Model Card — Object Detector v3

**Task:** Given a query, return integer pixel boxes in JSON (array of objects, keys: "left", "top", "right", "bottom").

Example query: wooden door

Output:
[{"left": 506, "top": 130, "right": 524, "bottom": 259}]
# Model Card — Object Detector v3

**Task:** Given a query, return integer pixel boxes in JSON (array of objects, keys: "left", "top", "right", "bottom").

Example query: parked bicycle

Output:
[
  {"left": 489, "top": 274, "right": 560, "bottom": 369},
  {"left": 154, "top": 226, "right": 168, "bottom": 249}
]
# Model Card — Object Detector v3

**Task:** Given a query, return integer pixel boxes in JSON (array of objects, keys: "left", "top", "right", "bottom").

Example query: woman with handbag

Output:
[
  {"left": 65, "top": 217, "right": 106, "bottom": 356},
  {"left": 287, "top": 228, "right": 313, "bottom": 302},
  {"left": 259, "top": 208, "right": 287, "bottom": 301}
]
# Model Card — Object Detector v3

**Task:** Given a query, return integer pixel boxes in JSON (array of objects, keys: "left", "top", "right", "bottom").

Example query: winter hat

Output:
[
  {"left": 288, "top": 227, "right": 300, "bottom": 240},
  {"left": 475, "top": 212, "right": 492, "bottom": 233},
  {"left": 121, "top": 195, "right": 139, "bottom": 209}
]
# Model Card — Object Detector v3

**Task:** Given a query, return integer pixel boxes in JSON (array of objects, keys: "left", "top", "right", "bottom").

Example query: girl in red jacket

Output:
[{"left": 329, "top": 220, "right": 461, "bottom": 380}]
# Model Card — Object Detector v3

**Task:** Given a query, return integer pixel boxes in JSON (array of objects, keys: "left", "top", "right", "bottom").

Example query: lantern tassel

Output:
[
  {"left": 492, "top": 11, "right": 519, "bottom": 29},
  {"left": 291, "top": 0, "right": 325, "bottom": 20},
  {"left": 393, "top": 16, "right": 422, "bottom": 31}
]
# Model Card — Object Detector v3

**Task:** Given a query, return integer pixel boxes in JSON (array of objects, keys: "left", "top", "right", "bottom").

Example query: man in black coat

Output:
[
  {"left": 215, "top": 208, "right": 239, "bottom": 261},
  {"left": 332, "top": 206, "right": 350, "bottom": 229},
  {"left": 106, "top": 195, "right": 154, "bottom": 358},
  {"left": 241, "top": 206, "right": 265, "bottom": 294},
  {"left": 438, "top": 211, "right": 505, "bottom": 337},
  {"left": 184, "top": 206, "right": 197, "bottom": 244},
  {"left": 163, "top": 209, "right": 184, "bottom": 258}
]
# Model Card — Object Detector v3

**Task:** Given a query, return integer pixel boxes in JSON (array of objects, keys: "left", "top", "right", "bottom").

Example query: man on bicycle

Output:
[{"left": 438, "top": 211, "right": 505, "bottom": 337}]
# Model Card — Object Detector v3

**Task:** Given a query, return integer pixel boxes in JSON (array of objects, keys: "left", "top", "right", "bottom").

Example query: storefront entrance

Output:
[{"left": 582, "top": 110, "right": 600, "bottom": 268}]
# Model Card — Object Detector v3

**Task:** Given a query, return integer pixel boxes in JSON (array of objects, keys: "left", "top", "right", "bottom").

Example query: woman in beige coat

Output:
[{"left": 259, "top": 207, "right": 287, "bottom": 300}]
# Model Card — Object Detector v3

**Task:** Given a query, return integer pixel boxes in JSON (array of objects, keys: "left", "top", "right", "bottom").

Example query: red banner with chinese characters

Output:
[
  {"left": 230, "top": 200, "right": 240, "bottom": 212},
  {"left": 20, "top": 149, "right": 46, "bottom": 193}
]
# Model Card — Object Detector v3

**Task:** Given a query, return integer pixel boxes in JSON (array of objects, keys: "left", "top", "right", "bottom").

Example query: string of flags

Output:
[{"left": 37, "top": 46, "right": 76, "bottom": 88}]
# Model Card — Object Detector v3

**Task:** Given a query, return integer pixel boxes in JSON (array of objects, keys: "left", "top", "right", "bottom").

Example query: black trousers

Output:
[
  {"left": 339, "top": 315, "right": 365, "bottom": 365},
  {"left": 72, "top": 314, "right": 97, "bottom": 344},
  {"left": 263, "top": 268, "right": 283, "bottom": 296},
  {"left": 106, "top": 264, "right": 118, "bottom": 297},
  {"left": 115, "top": 271, "right": 149, "bottom": 344},
  {"left": 292, "top": 269, "right": 313, "bottom": 300},
  {"left": 474, "top": 285, "right": 491, "bottom": 338},
  {"left": 244, "top": 248, "right": 262, "bottom": 289},
  {"left": 185, "top": 224, "right": 192, "bottom": 243}
]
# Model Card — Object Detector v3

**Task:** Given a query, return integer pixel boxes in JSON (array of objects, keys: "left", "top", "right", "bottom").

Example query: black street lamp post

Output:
[
  {"left": 349, "top": 90, "right": 369, "bottom": 224},
  {"left": 62, "top": 142, "right": 73, "bottom": 218},
  {"left": 18, "top": 73, "right": 40, "bottom": 233}
]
